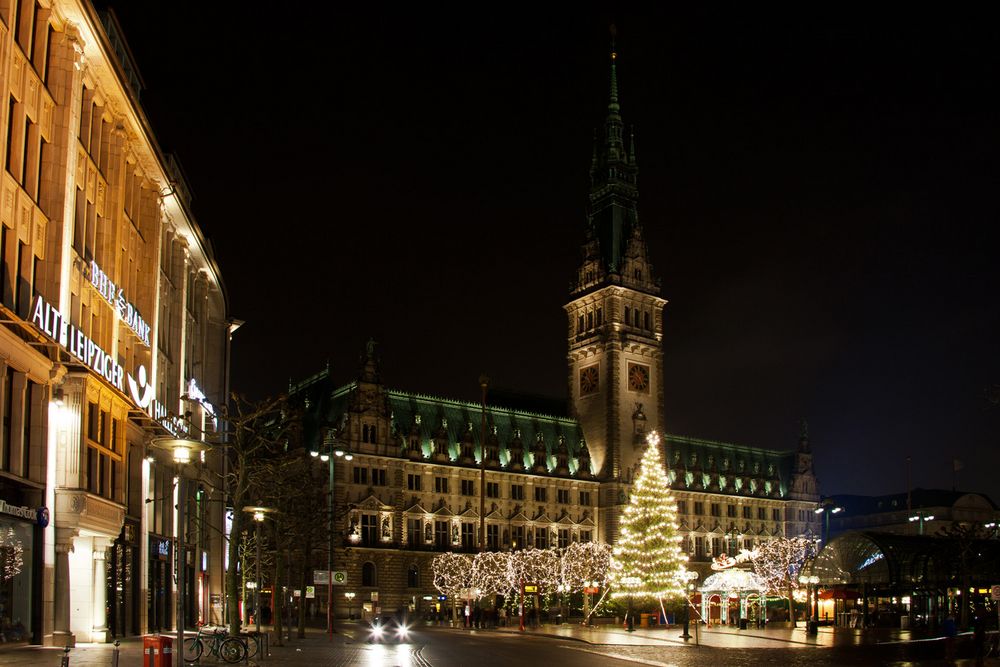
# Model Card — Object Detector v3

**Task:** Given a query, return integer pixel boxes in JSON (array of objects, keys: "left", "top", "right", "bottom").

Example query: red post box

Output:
[{"left": 143, "top": 634, "right": 173, "bottom": 667}]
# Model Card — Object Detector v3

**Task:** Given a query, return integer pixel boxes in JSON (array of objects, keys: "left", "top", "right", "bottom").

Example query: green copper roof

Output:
[{"left": 662, "top": 434, "right": 795, "bottom": 498}]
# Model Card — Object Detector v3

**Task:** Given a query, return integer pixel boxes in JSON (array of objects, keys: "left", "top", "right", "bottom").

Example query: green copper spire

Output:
[
  {"left": 608, "top": 26, "right": 620, "bottom": 117},
  {"left": 573, "top": 26, "right": 659, "bottom": 298}
]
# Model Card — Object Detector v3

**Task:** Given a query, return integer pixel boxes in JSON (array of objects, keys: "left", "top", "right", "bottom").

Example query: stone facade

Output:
[
  {"left": 289, "top": 42, "right": 820, "bottom": 621},
  {"left": 0, "top": 2, "right": 229, "bottom": 645}
]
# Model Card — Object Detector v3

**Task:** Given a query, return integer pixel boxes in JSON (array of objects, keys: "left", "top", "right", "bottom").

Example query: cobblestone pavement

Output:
[{"left": 0, "top": 623, "right": 997, "bottom": 667}]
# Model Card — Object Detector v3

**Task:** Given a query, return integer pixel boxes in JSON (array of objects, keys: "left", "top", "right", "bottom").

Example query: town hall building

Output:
[{"left": 289, "top": 44, "right": 821, "bottom": 621}]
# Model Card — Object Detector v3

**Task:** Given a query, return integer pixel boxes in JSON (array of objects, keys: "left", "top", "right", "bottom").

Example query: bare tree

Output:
[{"left": 218, "top": 393, "right": 296, "bottom": 635}]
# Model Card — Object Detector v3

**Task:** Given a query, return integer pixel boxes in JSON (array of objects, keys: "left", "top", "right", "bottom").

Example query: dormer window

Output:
[{"left": 362, "top": 423, "right": 377, "bottom": 444}]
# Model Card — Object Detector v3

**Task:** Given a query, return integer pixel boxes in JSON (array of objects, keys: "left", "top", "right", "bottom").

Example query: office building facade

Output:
[{"left": 0, "top": 1, "right": 230, "bottom": 645}]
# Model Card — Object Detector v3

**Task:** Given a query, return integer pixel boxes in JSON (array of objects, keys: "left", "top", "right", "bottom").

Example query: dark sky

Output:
[{"left": 105, "top": 4, "right": 1000, "bottom": 502}]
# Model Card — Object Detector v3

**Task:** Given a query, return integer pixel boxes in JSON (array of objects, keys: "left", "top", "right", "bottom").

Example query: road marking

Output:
[{"left": 411, "top": 644, "right": 433, "bottom": 667}]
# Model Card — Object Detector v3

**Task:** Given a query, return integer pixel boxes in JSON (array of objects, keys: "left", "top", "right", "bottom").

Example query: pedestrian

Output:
[
  {"left": 973, "top": 608, "right": 986, "bottom": 667},
  {"left": 942, "top": 613, "right": 958, "bottom": 665}
]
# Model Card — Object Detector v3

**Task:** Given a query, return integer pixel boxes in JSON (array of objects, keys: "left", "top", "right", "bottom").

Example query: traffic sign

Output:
[
  {"left": 314, "top": 570, "right": 348, "bottom": 585},
  {"left": 990, "top": 584, "right": 1000, "bottom": 601}
]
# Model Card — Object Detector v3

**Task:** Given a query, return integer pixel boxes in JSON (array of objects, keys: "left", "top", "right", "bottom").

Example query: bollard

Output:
[
  {"left": 111, "top": 640, "right": 120, "bottom": 667},
  {"left": 60, "top": 646, "right": 71, "bottom": 667}
]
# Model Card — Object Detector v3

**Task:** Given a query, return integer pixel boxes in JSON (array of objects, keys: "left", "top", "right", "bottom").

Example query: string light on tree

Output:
[
  {"left": 609, "top": 431, "right": 688, "bottom": 607},
  {"left": 749, "top": 536, "right": 812, "bottom": 627},
  {"left": 471, "top": 551, "right": 512, "bottom": 599}
]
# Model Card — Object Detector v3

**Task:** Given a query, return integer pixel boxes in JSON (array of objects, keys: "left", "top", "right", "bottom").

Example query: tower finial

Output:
[{"left": 608, "top": 25, "right": 619, "bottom": 114}]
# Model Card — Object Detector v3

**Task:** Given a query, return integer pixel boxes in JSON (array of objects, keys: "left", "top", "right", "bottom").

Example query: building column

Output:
[
  {"left": 92, "top": 538, "right": 111, "bottom": 642},
  {"left": 51, "top": 529, "right": 76, "bottom": 647}
]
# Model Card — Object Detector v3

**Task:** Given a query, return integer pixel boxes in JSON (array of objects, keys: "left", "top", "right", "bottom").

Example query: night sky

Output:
[{"left": 105, "top": 4, "right": 1000, "bottom": 502}]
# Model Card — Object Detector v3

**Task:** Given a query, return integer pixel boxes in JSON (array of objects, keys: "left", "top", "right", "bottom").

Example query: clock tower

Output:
[{"left": 565, "top": 39, "right": 666, "bottom": 541}]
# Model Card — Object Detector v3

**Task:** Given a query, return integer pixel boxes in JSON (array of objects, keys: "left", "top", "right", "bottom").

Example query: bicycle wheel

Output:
[
  {"left": 244, "top": 634, "right": 259, "bottom": 659},
  {"left": 219, "top": 637, "right": 247, "bottom": 664},
  {"left": 182, "top": 638, "right": 203, "bottom": 662}
]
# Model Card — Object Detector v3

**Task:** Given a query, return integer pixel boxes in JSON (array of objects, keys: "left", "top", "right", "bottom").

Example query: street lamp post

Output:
[
  {"left": 814, "top": 500, "right": 843, "bottom": 547},
  {"left": 311, "top": 440, "right": 351, "bottom": 636},
  {"left": 242, "top": 506, "right": 276, "bottom": 635},
  {"left": 810, "top": 576, "right": 820, "bottom": 623},
  {"left": 908, "top": 510, "right": 935, "bottom": 536},
  {"left": 478, "top": 374, "right": 488, "bottom": 553},
  {"left": 152, "top": 437, "right": 210, "bottom": 667},
  {"left": 344, "top": 592, "right": 356, "bottom": 620}
]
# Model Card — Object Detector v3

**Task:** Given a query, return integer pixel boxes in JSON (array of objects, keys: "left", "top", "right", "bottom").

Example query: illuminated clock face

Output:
[
  {"left": 628, "top": 363, "right": 650, "bottom": 393},
  {"left": 580, "top": 366, "right": 599, "bottom": 395}
]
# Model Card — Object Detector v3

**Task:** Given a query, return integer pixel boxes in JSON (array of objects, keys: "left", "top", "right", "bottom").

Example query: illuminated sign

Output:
[
  {"left": 524, "top": 584, "right": 538, "bottom": 593},
  {"left": 157, "top": 539, "right": 170, "bottom": 557},
  {"left": 31, "top": 295, "right": 187, "bottom": 437},
  {"left": 89, "top": 260, "right": 150, "bottom": 346},
  {"left": 0, "top": 500, "right": 49, "bottom": 526},
  {"left": 857, "top": 551, "right": 884, "bottom": 571},
  {"left": 32, "top": 296, "right": 125, "bottom": 389}
]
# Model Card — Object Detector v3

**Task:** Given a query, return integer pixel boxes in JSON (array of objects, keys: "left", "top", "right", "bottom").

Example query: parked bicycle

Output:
[{"left": 183, "top": 625, "right": 246, "bottom": 663}]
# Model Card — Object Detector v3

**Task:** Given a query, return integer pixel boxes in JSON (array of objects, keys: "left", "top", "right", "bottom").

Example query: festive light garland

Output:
[
  {"left": 749, "top": 536, "right": 812, "bottom": 597},
  {"left": 609, "top": 431, "right": 688, "bottom": 600},
  {"left": 471, "top": 551, "right": 511, "bottom": 598},
  {"left": 508, "top": 547, "right": 561, "bottom": 592},
  {"left": 0, "top": 527, "right": 23, "bottom": 581},
  {"left": 561, "top": 541, "right": 612, "bottom": 589},
  {"left": 432, "top": 552, "right": 473, "bottom": 597}
]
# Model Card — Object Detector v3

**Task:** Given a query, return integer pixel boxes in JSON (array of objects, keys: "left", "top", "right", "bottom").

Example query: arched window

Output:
[
  {"left": 407, "top": 564, "right": 419, "bottom": 588},
  {"left": 362, "top": 561, "right": 377, "bottom": 587}
]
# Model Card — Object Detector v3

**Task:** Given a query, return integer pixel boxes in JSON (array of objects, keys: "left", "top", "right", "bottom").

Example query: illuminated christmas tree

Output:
[{"left": 609, "top": 432, "right": 688, "bottom": 622}]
